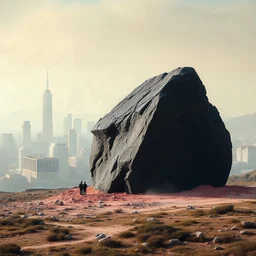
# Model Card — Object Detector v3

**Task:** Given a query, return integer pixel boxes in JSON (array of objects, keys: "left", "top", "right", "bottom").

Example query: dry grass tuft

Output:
[
  {"left": 148, "top": 212, "right": 168, "bottom": 218},
  {"left": 226, "top": 241, "right": 256, "bottom": 255},
  {"left": 0, "top": 244, "right": 21, "bottom": 255},
  {"left": 169, "top": 230, "right": 192, "bottom": 242},
  {"left": 79, "top": 246, "right": 92, "bottom": 255},
  {"left": 50, "top": 227, "right": 69, "bottom": 235},
  {"left": 189, "top": 210, "right": 206, "bottom": 217},
  {"left": 0, "top": 215, "right": 46, "bottom": 237},
  {"left": 218, "top": 234, "right": 238, "bottom": 244},
  {"left": 137, "top": 233, "right": 151, "bottom": 242},
  {"left": 58, "top": 253, "right": 70, "bottom": 256},
  {"left": 209, "top": 205, "right": 234, "bottom": 215},
  {"left": 100, "top": 211, "right": 113, "bottom": 216},
  {"left": 99, "top": 239, "right": 123, "bottom": 248},
  {"left": 118, "top": 231, "right": 135, "bottom": 239},
  {"left": 147, "top": 235, "right": 165, "bottom": 248},
  {"left": 229, "top": 218, "right": 241, "bottom": 224},
  {"left": 92, "top": 247, "right": 124, "bottom": 256},
  {"left": 137, "top": 223, "right": 177, "bottom": 238},
  {"left": 136, "top": 245, "right": 151, "bottom": 254},
  {"left": 180, "top": 219, "right": 199, "bottom": 226},
  {"left": 46, "top": 227, "right": 70, "bottom": 242}
]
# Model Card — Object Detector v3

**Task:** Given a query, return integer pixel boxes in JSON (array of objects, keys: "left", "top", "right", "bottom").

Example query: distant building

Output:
[
  {"left": 22, "top": 155, "right": 59, "bottom": 182},
  {"left": 1, "top": 133, "right": 17, "bottom": 171},
  {"left": 37, "top": 133, "right": 43, "bottom": 142},
  {"left": 49, "top": 143, "right": 69, "bottom": 177},
  {"left": 67, "top": 113, "right": 72, "bottom": 132},
  {"left": 236, "top": 145, "right": 256, "bottom": 163},
  {"left": 2, "top": 133, "right": 16, "bottom": 151},
  {"left": 74, "top": 118, "right": 82, "bottom": 135},
  {"left": 63, "top": 113, "right": 72, "bottom": 136},
  {"left": 63, "top": 117, "right": 68, "bottom": 134},
  {"left": 42, "top": 71, "right": 53, "bottom": 143},
  {"left": 236, "top": 146, "right": 244, "bottom": 162},
  {"left": 63, "top": 134, "right": 68, "bottom": 145},
  {"left": 22, "top": 121, "right": 31, "bottom": 147},
  {"left": 68, "top": 129, "right": 77, "bottom": 157},
  {"left": 18, "top": 147, "right": 34, "bottom": 172}
]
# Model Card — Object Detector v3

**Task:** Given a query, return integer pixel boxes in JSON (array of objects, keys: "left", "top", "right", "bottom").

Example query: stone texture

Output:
[
  {"left": 169, "top": 239, "right": 183, "bottom": 247},
  {"left": 90, "top": 67, "right": 232, "bottom": 193},
  {"left": 213, "top": 237, "right": 222, "bottom": 244},
  {"left": 241, "top": 221, "right": 256, "bottom": 229},
  {"left": 195, "top": 231, "right": 205, "bottom": 240}
]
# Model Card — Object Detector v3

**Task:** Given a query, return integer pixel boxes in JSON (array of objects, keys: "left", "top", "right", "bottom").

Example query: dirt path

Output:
[{"left": 21, "top": 224, "right": 129, "bottom": 251}]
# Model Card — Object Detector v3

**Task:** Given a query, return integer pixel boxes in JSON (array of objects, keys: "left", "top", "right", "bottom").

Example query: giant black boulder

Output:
[{"left": 90, "top": 67, "right": 232, "bottom": 193}]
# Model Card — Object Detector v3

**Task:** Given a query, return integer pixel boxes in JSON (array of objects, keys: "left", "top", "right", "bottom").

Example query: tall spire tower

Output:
[
  {"left": 42, "top": 70, "right": 53, "bottom": 144},
  {"left": 47, "top": 69, "right": 49, "bottom": 90}
]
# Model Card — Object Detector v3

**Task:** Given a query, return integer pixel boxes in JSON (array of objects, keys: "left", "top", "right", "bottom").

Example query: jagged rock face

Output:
[{"left": 90, "top": 67, "right": 232, "bottom": 193}]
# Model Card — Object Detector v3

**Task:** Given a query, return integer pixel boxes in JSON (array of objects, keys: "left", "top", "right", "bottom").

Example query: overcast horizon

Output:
[{"left": 1, "top": 0, "right": 256, "bottom": 134}]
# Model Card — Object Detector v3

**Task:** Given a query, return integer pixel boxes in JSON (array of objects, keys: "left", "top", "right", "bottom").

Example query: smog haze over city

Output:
[
  {"left": 0, "top": 0, "right": 256, "bottom": 192},
  {"left": 0, "top": 0, "right": 256, "bottom": 134}
]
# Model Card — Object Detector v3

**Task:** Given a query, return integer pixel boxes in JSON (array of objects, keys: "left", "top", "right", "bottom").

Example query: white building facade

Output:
[
  {"left": 22, "top": 156, "right": 59, "bottom": 182},
  {"left": 236, "top": 145, "right": 256, "bottom": 163}
]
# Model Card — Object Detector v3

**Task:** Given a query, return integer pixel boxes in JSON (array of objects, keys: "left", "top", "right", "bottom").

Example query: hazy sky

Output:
[{"left": 0, "top": 0, "right": 255, "bottom": 133}]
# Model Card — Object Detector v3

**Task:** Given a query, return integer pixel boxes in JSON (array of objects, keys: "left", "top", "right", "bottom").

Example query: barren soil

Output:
[{"left": 1, "top": 185, "right": 256, "bottom": 256}]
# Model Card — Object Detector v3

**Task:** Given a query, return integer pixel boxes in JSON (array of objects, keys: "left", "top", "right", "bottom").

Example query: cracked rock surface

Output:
[{"left": 90, "top": 67, "right": 232, "bottom": 193}]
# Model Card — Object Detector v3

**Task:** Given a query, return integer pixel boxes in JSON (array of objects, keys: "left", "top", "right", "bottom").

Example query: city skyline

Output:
[
  {"left": 0, "top": 69, "right": 94, "bottom": 191},
  {"left": 0, "top": 71, "right": 96, "bottom": 135},
  {"left": 0, "top": 0, "right": 256, "bottom": 132}
]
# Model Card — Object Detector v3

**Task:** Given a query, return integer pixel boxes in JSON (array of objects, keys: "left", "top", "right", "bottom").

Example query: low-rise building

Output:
[
  {"left": 236, "top": 145, "right": 256, "bottom": 163},
  {"left": 22, "top": 155, "right": 59, "bottom": 182}
]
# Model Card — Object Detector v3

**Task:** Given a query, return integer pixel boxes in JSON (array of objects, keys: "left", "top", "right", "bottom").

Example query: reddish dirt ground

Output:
[
  {"left": 41, "top": 185, "right": 256, "bottom": 216},
  {"left": 1, "top": 185, "right": 256, "bottom": 254},
  {"left": 46, "top": 185, "right": 256, "bottom": 204}
]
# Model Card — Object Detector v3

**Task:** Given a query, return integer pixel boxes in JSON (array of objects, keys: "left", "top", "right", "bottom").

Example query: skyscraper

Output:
[
  {"left": 2, "top": 134, "right": 16, "bottom": 151},
  {"left": 67, "top": 113, "right": 72, "bottom": 132},
  {"left": 1, "top": 134, "right": 17, "bottom": 168},
  {"left": 22, "top": 121, "right": 31, "bottom": 147},
  {"left": 42, "top": 71, "right": 53, "bottom": 143},
  {"left": 63, "top": 117, "right": 68, "bottom": 134},
  {"left": 73, "top": 118, "right": 82, "bottom": 135},
  {"left": 63, "top": 113, "right": 72, "bottom": 135},
  {"left": 68, "top": 129, "right": 77, "bottom": 157},
  {"left": 49, "top": 143, "right": 69, "bottom": 177}
]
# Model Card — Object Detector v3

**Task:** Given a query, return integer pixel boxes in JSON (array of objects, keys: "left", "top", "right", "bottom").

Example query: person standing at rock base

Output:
[
  {"left": 83, "top": 181, "right": 87, "bottom": 195},
  {"left": 79, "top": 181, "right": 83, "bottom": 195}
]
